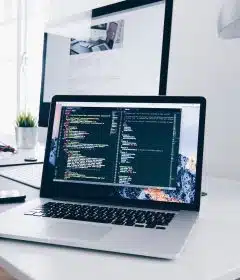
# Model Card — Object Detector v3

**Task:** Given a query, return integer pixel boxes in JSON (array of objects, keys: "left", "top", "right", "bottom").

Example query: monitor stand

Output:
[{"left": 38, "top": 127, "right": 48, "bottom": 144}]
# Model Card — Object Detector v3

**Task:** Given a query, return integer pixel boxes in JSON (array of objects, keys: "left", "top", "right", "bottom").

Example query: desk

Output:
[
  {"left": 0, "top": 133, "right": 44, "bottom": 167},
  {"left": 1, "top": 176, "right": 240, "bottom": 280},
  {"left": 0, "top": 177, "right": 37, "bottom": 214}
]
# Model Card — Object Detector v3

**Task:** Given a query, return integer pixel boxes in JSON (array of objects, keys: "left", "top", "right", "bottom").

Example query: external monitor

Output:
[{"left": 39, "top": 0, "right": 174, "bottom": 127}]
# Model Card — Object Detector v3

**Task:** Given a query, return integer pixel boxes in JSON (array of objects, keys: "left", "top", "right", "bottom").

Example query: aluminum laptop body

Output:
[{"left": 0, "top": 95, "right": 206, "bottom": 259}]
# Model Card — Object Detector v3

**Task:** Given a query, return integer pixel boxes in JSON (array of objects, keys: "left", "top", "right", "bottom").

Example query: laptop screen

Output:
[{"left": 49, "top": 101, "right": 200, "bottom": 205}]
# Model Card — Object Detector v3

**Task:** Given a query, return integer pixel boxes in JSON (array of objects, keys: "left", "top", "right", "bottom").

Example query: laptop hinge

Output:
[{"left": 52, "top": 196, "right": 88, "bottom": 203}]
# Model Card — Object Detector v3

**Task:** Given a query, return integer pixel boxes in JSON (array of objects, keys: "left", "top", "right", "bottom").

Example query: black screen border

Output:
[
  {"left": 40, "top": 95, "right": 206, "bottom": 212},
  {"left": 38, "top": 0, "right": 173, "bottom": 127}
]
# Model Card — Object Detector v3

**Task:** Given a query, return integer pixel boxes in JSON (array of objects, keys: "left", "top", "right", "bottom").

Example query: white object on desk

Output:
[
  {"left": 0, "top": 143, "right": 44, "bottom": 167},
  {"left": 1, "top": 176, "right": 240, "bottom": 280},
  {"left": 0, "top": 164, "right": 43, "bottom": 189}
]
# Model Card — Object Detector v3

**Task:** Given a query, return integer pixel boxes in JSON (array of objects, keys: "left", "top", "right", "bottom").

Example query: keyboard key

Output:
[
  {"left": 125, "top": 221, "right": 135, "bottom": 226},
  {"left": 156, "top": 226, "right": 166, "bottom": 230},
  {"left": 112, "top": 220, "right": 124, "bottom": 225},
  {"left": 32, "top": 213, "right": 43, "bottom": 216},
  {"left": 135, "top": 223, "right": 145, "bottom": 227},
  {"left": 24, "top": 212, "right": 35, "bottom": 215},
  {"left": 145, "top": 224, "right": 156, "bottom": 229}
]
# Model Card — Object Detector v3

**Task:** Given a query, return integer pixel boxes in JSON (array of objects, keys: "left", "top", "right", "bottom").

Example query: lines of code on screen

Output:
[{"left": 53, "top": 107, "right": 181, "bottom": 190}]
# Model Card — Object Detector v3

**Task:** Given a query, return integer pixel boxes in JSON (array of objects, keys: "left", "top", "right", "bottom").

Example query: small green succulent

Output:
[{"left": 16, "top": 112, "right": 37, "bottom": 127}]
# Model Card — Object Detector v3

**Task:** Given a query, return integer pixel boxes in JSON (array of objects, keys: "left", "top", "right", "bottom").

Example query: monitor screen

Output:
[
  {"left": 48, "top": 101, "right": 200, "bottom": 205},
  {"left": 39, "top": 0, "right": 173, "bottom": 126}
]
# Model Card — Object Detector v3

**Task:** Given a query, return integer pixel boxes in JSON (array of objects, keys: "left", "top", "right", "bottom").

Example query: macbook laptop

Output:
[{"left": 0, "top": 95, "right": 206, "bottom": 259}]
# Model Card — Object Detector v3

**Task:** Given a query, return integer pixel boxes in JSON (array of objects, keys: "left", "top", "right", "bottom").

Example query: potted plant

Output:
[{"left": 15, "top": 112, "right": 38, "bottom": 149}]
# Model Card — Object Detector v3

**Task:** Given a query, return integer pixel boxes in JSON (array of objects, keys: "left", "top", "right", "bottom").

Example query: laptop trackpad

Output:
[{"left": 46, "top": 223, "right": 111, "bottom": 241}]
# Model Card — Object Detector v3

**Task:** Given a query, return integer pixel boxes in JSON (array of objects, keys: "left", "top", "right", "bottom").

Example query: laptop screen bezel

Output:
[{"left": 40, "top": 95, "right": 206, "bottom": 212}]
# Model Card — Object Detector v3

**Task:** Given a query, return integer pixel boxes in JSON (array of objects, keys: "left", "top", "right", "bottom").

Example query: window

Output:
[
  {"left": 0, "top": 0, "right": 18, "bottom": 134},
  {"left": 0, "top": 0, "right": 124, "bottom": 135}
]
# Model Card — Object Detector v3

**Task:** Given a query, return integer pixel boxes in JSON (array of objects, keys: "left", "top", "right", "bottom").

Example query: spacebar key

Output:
[{"left": 77, "top": 216, "right": 110, "bottom": 224}]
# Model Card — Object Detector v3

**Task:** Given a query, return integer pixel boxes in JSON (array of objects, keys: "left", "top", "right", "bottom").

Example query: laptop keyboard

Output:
[{"left": 25, "top": 202, "right": 175, "bottom": 229}]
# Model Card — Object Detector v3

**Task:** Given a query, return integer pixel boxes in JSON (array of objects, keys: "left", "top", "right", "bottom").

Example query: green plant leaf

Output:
[{"left": 16, "top": 112, "right": 37, "bottom": 127}]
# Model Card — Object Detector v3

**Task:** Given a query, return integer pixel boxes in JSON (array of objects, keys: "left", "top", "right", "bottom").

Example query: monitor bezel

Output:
[
  {"left": 40, "top": 95, "right": 206, "bottom": 212},
  {"left": 38, "top": 0, "right": 173, "bottom": 127}
]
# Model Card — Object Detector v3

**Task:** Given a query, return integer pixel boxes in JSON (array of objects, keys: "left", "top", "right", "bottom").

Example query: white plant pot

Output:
[{"left": 15, "top": 127, "right": 38, "bottom": 149}]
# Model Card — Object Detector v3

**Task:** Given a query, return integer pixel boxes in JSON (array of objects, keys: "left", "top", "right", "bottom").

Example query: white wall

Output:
[
  {"left": 168, "top": 0, "right": 240, "bottom": 180},
  {"left": 0, "top": 2, "right": 18, "bottom": 135}
]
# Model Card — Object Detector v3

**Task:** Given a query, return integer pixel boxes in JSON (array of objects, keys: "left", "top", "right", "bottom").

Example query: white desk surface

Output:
[
  {"left": 1, "top": 176, "right": 240, "bottom": 280},
  {"left": 0, "top": 164, "right": 43, "bottom": 189}
]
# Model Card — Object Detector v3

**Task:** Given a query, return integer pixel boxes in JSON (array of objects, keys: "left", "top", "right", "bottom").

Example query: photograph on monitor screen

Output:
[{"left": 70, "top": 20, "right": 124, "bottom": 55}]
